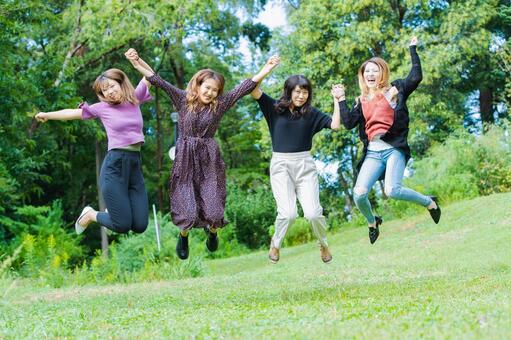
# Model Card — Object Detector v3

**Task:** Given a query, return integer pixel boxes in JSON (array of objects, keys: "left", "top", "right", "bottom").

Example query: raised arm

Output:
[
  {"left": 251, "top": 55, "right": 280, "bottom": 100},
  {"left": 330, "top": 84, "right": 344, "bottom": 130},
  {"left": 125, "top": 48, "right": 185, "bottom": 108},
  {"left": 125, "top": 48, "right": 155, "bottom": 88},
  {"left": 402, "top": 36, "right": 423, "bottom": 95},
  {"left": 338, "top": 86, "right": 362, "bottom": 130},
  {"left": 219, "top": 56, "right": 280, "bottom": 112},
  {"left": 35, "top": 109, "right": 82, "bottom": 122}
]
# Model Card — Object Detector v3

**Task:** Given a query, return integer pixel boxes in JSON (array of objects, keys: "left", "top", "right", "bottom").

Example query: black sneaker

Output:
[
  {"left": 176, "top": 233, "right": 189, "bottom": 260},
  {"left": 428, "top": 196, "right": 441, "bottom": 224},
  {"left": 204, "top": 227, "right": 219, "bottom": 252},
  {"left": 369, "top": 216, "right": 382, "bottom": 244}
]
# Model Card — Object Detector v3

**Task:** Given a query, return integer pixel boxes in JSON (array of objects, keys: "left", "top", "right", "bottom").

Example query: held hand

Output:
[
  {"left": 35, "top": 112, "right": 48, "bottom": 123},
  {"left": 410, "top": 36, "right": 418, "bottom": 46},
  {"left": 262, "top": 55, "right": 280, "bottom": 74},
  {"left": 331, "top": 84, "right": 345, "bottom": 101},
  {"left": 124, "top": 48, "right": 140, "bottom": 66},
  {"left": 387, "top": 86, "right": 399, "bottom": 98}
]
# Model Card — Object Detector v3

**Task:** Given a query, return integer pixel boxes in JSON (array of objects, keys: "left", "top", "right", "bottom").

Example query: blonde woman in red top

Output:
[{"left": 338, "top": 37, "right": 441, "bottom": 244}]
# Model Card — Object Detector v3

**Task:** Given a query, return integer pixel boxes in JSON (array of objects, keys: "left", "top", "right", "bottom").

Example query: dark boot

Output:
[
  {"left": 428, "top": 196, "right": 441, "bottom": 224},
  {"left": 176, "top": 233, "right": 189, "bottom": 260},
  {"left": 369, "top": 216, "right": 383, "bottom": 244},
  {"left": 204, "top": 227, "right": 219, "bottom": 252}
]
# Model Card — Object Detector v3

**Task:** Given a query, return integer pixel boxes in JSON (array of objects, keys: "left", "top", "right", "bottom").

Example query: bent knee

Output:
[
  {"left": 278, "top": 211, "right": 297, "bottom": 222},
  {"left": 131, "top": 222, "right": 148, "bottom": 234},
  {"left": 384, "top": 185, "right": 402, "bottom": 199},
  {"left": 353, "top": 186, "right": 369, "bottom": 200},
  {"left": 111, "top": 216, "right": 132, "bottom": 234},
  {"left": 304, "top": 208, "right": 324, "bottom": 221}
]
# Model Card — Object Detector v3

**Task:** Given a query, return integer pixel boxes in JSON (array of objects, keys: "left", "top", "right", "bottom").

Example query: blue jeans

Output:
[{"left": 353, "top": 148, "right": 432, "bottom": 224}]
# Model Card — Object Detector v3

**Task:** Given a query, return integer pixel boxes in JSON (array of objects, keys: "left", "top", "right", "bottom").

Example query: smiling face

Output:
[
  {"left": 363, "top": 62, "right": 381, "bottom": 90},
  {"left": 290, "top": 86, "right": 309, "bottom": 108},
  {"left": 358, "top": 57, "right": 390, "bottom": 97},
  {"left": 100, "top": 79, "right": 123, "bottom": 103},
  {"left": 198, "top": 78, "right": 220, "bottom": 105}
]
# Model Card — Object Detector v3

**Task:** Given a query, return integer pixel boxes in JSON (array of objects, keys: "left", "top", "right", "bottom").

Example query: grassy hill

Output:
[{"left": 1, "top": 193, "right": 510, "bottom": 338}]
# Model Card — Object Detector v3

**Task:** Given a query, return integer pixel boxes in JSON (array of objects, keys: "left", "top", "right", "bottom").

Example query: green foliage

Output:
[
  {"left": 381, "top": 125, "right": 511, "bottom": 219},
  {"left": 269, "top": 217, "right": 315, "bottom": 247},
  {"left": 225, "top": 178, "right": 276, "bottom": 249},
  {"left": 3, "top": 201, "right": 84, "bottom": 287}
]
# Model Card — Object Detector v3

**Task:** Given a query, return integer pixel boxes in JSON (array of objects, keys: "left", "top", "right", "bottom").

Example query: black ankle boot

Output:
[
  {"left": 428, "top": 196, "right": 441, "bottom": 224},
  {"left": 176, "top": 233, "right": 189, "bottom": 260},
  {"left": 204, "top": 227, "right": 218, "bottom": 252},
  {"left": 369, "top": 216, "right": 383, "bottom": 244}
]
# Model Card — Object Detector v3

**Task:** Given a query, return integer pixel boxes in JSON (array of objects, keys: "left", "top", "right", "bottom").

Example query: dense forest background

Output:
[{"left": 1, "top": 0, "right": 510, "bottom": 285}]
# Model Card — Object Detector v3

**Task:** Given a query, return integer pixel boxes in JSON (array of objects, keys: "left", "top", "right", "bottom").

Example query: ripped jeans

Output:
[{"left": 353, "top": 148, "right": 432, "bottom": 224}]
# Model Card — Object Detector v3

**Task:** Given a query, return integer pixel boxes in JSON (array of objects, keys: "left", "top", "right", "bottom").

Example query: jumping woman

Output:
[
  {"left": 251, "top": 56, "right": 343, "bottom": 263},
  {"left": 36, "top": 69, "right": 153, "bottom": 235},
  {"left": 126, "top": 48, "right": 279, "bottom": 259},
  {"left": 338, "top": 36, "right": 441, "bottom": 244}
]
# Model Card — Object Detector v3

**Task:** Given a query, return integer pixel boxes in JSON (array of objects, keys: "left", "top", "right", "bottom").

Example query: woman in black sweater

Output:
[
  {"left": 251, "top": 56, "right": 343, "bottom": 263},
  {"left": 338, "top": 37, "right": 441, "bottom": 244}
]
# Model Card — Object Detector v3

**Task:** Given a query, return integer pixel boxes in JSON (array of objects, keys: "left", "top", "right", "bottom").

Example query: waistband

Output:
[
  {"left": 112, "top": 142, "right": 142, "bottom": 152},
  {"left": 272, "top": 151, "right": 311, "bottom": 160},
  {"left": 108, "top": 148, "right": 141, "bottom": 155},
  {"left": 179, "top": 136, "right": 215, "bottom": 140}
]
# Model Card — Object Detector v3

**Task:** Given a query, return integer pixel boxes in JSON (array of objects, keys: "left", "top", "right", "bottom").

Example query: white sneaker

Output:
[{"left": 75, "top": 206, "right": 94, "bottom": 235}]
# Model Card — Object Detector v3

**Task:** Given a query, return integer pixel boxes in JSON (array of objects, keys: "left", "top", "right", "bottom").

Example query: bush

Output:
[
  {"left": 69, "top": 213, "right": 205, "bottom": 286},
  {"left": 225, "top": 180, "right": 276, "bottom": 249},
  {"left": 268, "top": 217, "right": 315, "bottom": 247},
  {"left": 4, "top": 201, "right": 85, "bottom": 287},
  {"left": 380, "top": 125, "right": 511, "bottom": 219}
]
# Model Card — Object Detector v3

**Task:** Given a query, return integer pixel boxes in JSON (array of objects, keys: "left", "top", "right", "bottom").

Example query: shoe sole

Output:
[
  {"left": 268, "top": 257, "right": 279, "bottom": 264},
  {"left": 75, "top": 206, "right": 93, "bottom": 235}
]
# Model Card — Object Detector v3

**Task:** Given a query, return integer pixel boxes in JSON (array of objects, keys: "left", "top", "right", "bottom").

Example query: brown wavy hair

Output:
[
  {"left": 357, "top": 57, "right": 391, "bottom": 100},
  {"left": 186, "top": 69, "right": 225, "bottom": 112},
  {"left": 93, "top": 68, "right": 138, "bottom": 105}
]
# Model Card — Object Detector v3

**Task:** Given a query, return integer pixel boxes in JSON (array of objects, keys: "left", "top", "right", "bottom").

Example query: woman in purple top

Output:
[
  {"left": 36, "top": 68, "right": 153, "bottom": 235},
  {"left": 125, "top": 48, "right": 278, "bottom": 260}
]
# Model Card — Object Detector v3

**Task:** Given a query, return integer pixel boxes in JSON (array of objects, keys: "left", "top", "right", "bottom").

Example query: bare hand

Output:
[
  {"left": 262, "top": 55, "right": 280, "bottom": 73},
  {"left": 331, "top": 84, "right": 345, "bottom": 100},
  {"left": 410, "top": 36, "right": 418, "bottom": 46},
  {"left": 35, "top": 112, "right": 48, "bottom": 123},
  {"left": 125, "top": 48, "right": 140, "bottom": 65},
  {"left": 388, "top": 86, "right": 398, "bottom": 97}
]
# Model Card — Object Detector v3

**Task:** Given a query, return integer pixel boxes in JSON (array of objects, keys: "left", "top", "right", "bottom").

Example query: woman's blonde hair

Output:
[
  {"left": 186, "top": 69, "right": 225, "bottom": 112},
  {"left": 93, "top": 68, "right": 138, "bottom": 105},
  {"left": 358, "top": 57, "right": 391, "bottom": 99}
]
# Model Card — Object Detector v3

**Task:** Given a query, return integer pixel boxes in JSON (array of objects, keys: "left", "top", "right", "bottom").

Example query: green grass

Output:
[{"left": 1, "top": 193, "right": 511, "bottom": 338}]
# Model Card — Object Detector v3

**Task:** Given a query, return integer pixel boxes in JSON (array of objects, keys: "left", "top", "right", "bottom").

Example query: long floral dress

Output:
[{"left": 147, "top": 74, "right": 257, "bottom": 231}]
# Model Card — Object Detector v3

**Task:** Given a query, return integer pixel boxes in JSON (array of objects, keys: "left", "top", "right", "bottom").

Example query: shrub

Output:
[
  {"left": 380, "top": 125, "right": 511, "bottom": 219},
  {"left": 225, "top": 180, "right": 276, "bottom": 249}
]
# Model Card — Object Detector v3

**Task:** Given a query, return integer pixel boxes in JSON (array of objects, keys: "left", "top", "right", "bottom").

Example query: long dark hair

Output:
[{"left": 275, "top": 75, "right": 313, "bottom": 116}]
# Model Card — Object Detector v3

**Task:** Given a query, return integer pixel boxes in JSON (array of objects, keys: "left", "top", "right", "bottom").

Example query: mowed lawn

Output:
[{"left": 1, "top": 193, "right": 510, "bottom": 338}]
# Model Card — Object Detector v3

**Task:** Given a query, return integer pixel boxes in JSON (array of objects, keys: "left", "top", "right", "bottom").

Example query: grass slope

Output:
[{"left": 1, "top": 193, "right": 510, "bottom": 338}]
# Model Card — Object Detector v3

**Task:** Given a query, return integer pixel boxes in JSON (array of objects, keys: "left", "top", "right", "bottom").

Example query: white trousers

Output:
[{"left": 269, "top": 151, "right": 329, "bottom": 249}]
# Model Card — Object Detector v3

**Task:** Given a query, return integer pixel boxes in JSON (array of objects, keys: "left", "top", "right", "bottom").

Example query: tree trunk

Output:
[
  {"left": 95, "top": 140, "right": 108, "bottom": 257},
  {"left": 54, "top": 0, "right": 84, "bottom": 87},
  {"left": 338, "top": 171, "right": 354, "bottom": 212},
  {"left": 479, "top": 87, "right": 494, "bottom": 129},
  {"left": 155, "top": 87, "right": 164, "bottom": 211}
]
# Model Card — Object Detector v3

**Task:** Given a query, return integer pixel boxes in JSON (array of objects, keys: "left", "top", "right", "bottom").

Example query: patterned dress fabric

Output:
[{"left": 148, "top": 74, "right": 257, "bottom": 230}]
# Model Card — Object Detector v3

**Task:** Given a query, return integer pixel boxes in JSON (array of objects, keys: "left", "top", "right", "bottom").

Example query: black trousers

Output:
[{"left": 96, "top": 149, "right": 149, "bottom": 233}]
